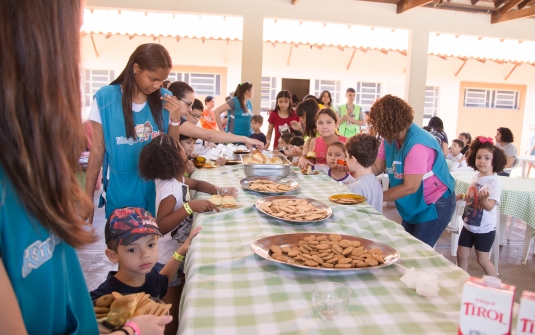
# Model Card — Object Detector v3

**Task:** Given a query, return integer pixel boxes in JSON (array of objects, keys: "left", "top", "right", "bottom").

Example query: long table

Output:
[{"left": 179, "top": 165, "right": 468, "bottom": 334}]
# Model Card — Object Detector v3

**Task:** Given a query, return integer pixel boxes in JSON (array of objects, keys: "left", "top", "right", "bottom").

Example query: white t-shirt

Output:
[
  {"left": 446, "top": 152, "right": 463, "bottom": 162},
  {"left": 88, "top": 98, "right": 146, "bottom": 124},
  {"left": 155, "top": 178, "right": 192, "bottom": 264},
  {"left": 462, "top": 173, "right": 502, "bottom": 234}
]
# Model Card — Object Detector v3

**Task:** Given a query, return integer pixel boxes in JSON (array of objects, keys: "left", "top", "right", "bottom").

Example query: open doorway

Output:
[{"left": 282, "top": 78, "right": 310, "bottom": 102}]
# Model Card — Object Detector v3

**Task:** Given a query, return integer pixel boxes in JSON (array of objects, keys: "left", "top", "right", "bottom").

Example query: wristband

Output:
[
  {"left": 184, "top": 172, "right": 190, "bottom": 178},
  {"left": 173, "top": 251, "right": 185, "bottom": 262},
  {"left": 171, "top": 120, "right": 180, "bottom": 126},
  {"left": 184, "top": 202, "right": 194, "bottom": 214},
  {"left": 124, "top": 321, "right": 140, "bottom": 335},
  {"left": 461, "top": 194, "right": 466, "bottom": 200}
]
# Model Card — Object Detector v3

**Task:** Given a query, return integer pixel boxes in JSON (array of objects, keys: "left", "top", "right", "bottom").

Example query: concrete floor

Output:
[{"left": 79, "top": 191, "right": 535, "bottom": 304}]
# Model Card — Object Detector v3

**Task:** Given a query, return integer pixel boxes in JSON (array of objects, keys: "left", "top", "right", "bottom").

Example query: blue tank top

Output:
[
  {"left": 0, "top": 167, "right": 99, "bottom": 334},
  {"left": 384, "top": 123, "right": 454, "bottom": 223},
  {"left": 226, "top": 96, "right": 253, "bottom": 136},
  {"left": 96, "top": 85, "right": 170, "bottom": 217}
]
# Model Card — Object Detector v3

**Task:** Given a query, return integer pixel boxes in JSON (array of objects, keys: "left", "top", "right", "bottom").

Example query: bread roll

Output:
[
  {"left": 209, "top": 195, "right": 223, "bottom": 206},
  {"left": 305, "top": 151, "right": 316, "bottom": 159},
  {"left": 270, "top": 157, "right": 283, "bottom": 164},
  {"left": 222, "top": 196, "right": 237, "bottom": 205},
  {"left": 253, "top": 152, "right": 267, "bottom": 163}
]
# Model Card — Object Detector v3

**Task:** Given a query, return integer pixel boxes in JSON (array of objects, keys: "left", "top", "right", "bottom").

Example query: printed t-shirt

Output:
[
  {"left": 462, "top": 173, "right": 501, "bottom": 234},
  {"left": 267, "top": 110, "right": 300, "bottom": 149},
  {"left": 155, "top": 178, "right": 192, "bottom": 264},
  {"left": 200, "top": 108, "right": 218, "bottom": 130},
  {"left": 378, "top": 141, "right": 447, "bottom": 204},
  {"left": 90, "top": 268, "right": 168, "bottom": 301},
  {"left": 249, "top": 132, "right": 267, "bottom": 145},
  {"left": 0, "top": 167, "right": 98, "bottom": 334}
]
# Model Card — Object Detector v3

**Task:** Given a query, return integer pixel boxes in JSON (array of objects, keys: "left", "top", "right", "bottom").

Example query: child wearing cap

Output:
[
  {"left": 345, "top": 133, "right": 384, "bottom": 213},
  {"left": 90, "top": 207, "right": 201, "bottom": 301}
]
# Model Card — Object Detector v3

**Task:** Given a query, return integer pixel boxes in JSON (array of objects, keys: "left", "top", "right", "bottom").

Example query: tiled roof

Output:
[{"left": 81, "top": 9, "right": 535, "bottom": 64}]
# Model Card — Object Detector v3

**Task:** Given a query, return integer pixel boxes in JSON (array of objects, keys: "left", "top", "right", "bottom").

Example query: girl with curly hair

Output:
[
  {"left": 139, "top": 134, "right": 236, "bottom": 334},
  {"left": 456, "top": 136, "right": 507, "bottom": 276},
  {"left": 494, "top": 127, "right": 517, "bottom": 176},
  {"left": 367, "top": 95, "right": 455, "bottom": 247}
]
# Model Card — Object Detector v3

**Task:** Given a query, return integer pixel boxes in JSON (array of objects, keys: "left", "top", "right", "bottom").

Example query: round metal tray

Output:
[
  {"left": 254, "top": 195, "right": 332, "bottom": 224},
  {"left": 251, "top": 232, "right": 400, "bottom": 271},
  {"left": 240, "top": 176, "right": 299, "bottom": 195}
]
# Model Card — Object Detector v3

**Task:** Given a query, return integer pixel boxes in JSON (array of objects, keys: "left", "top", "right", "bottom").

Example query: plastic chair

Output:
[
  {"left": 491, "top": 207, "right": 501, "bottom": 275},
  {"left": 446, "top": 200, "right": 465, "bottom": 257}
]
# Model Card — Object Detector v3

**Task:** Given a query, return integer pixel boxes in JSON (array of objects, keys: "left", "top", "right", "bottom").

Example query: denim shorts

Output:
[{"left": 153, "top": 262, "right": 184, "bottom": 287}]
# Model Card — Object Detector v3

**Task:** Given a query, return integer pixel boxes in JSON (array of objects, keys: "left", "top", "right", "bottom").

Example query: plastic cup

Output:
[
  {"left": 334, "top": 182, "right": 350, "bottom": 194},
  {"left": 312, "top": 282, "right": 351, "bottom": 320}
]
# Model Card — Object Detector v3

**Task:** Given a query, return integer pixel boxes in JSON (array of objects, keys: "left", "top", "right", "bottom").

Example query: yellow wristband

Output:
[
  {"left": 184, "top": 202, "right": 194, "bottom": 215},
  {"left": 173, "top": 251, "right": 185, "bottom": 262}
]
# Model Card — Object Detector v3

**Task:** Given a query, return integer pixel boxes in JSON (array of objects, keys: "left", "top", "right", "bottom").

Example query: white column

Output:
[
  {"left": 404, "top": 28, "right": 430, "bottom": 126},
  {"left": 241, "top": 12, "right": 264, "bottom": 115}
]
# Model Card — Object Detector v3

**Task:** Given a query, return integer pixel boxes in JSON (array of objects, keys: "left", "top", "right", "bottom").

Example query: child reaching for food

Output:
[
  {"left": 298, "top": 108, "right": 347, "bottom": 171},
  {"left": 138, "top": 134, "right": 236, "bottom": 333},
  {"left": 286, "top": 136, "right": 305, "bottom": 166},
  {"left": 456, "top": 136, "right": 507, "bottom": 277},
  {"left": 325, "top": 142, "right": 355, "bottom": 185},
  {"left": 90, "top": 207, "right": 201, "bottom": 301}
]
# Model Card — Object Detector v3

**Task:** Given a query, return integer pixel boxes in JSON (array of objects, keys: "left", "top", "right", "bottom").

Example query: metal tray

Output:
[
  {"left": 254, "top": 195, "right": 332, "bottom": 224},
  {"left": 250, "top": 232, "right": 400, "bottom": 271},
  {"left": 240, "top": 176, "right": 299, "bottom": 195},
  {"left": 241, "top": 153, "right": 292, "bottom": 177}
]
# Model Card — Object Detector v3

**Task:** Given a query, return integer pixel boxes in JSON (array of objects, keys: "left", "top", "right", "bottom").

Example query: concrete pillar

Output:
[
  {"left": 241, "top": 12, "right": 264, "bottom": 115},
  {"left": 404, "top": 28, "right": 430, "bottom": 126}
]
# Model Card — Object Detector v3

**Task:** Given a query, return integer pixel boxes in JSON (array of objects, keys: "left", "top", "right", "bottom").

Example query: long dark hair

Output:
[
  {"left": 428, "top": 116, "right": 444, "bottom": 133},
  {"left": 319, "top": 90, "right": 333, "bottom": 108},
  {"left": 296, "top": 99, "right": 320, "bottom": 138},
  {"left": 233, "top": 82, "right": 253, "bottom": 112},
  {"left": 111, "top": 44, "right": 172, "bottom": 139},
  {"left": 0, "top": 0, "right": 94, "bottom": 247},
  {"left": 168, "top": 81, "right": 194, "bottom": 101},
  {"left": 274, "top": 90, "right": 292, "bottom": 113}
]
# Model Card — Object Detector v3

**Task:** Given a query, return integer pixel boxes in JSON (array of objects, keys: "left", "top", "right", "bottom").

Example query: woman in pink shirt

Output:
[{"left": 367, "top": 95, "right": 455, "bottom": 247}]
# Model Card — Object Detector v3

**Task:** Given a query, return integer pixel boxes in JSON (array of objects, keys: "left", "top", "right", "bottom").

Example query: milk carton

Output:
[
  {"left": 516, "top": 291, "right": 535, "bottom": 335},
  {"left": 458, "top": 276, "right": 515, "bottom": 335}
]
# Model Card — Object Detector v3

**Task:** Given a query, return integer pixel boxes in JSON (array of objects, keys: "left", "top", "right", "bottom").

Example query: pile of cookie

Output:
[
  {"left": 269, "top": 233, "right": 386, "bottom": 269},
  {"left": 247, "top": 180, "right": 298, "bottom": 193},
  {"left": 257, "top": 198, "right": 329, "bottom": 221},
  {"left": 330, "top": 196, "right": 366, "bottom": 205},
  {"left": 94, "top": 292, "right": 171, "bottom": 326}
]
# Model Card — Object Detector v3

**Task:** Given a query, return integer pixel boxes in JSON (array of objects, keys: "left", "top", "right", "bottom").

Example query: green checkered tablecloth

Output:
[
  {"left": 178, "top": 166, "right": 468, "bottom": 335},
  {"left": 454, "top": 173, "right": 535, "bottom": 230}
]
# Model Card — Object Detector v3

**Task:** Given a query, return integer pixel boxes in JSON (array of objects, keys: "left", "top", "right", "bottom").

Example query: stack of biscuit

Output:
[{"left": 94, "top": 292, "right": 171, "bottom": 327}]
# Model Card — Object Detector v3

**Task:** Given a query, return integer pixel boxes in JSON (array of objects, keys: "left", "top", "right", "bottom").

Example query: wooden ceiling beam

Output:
[
  {"left": 504, "top": 64, "right": 518, "bottom": 81},
  {"left": 287, "top": 45, "right": 293, "bottom": 66},
  {"left": 492, "top": 3, "right": 535, "bottom": 23},
  {"left": 347, "top": 48, "right": 357, "bottom": 70},
  {"left": 517, "top": 0, "right": 531, "bottom": 8},
  {"left": 494, "top": 0, "right": 507, "bottom": 7},
  {"left": 470, "top": 0, "right": 479, "bottom": 4},
  {"left": 292, "top": 0, "right": 299, "bottom": 4},
  {"left": 90, "top": 33, "right": 99, "bottom": 58},
  {"left": 397, "top": 0, "right": 433, "bottom": 13},
  {"left": 455, "top": 59, "right": 468, "bottom": 77}
]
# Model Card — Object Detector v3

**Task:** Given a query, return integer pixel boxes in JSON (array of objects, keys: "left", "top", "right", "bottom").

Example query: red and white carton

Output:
[
  {"left": 458, "top": 276, "right": 515, "bottom": 335},
  {"left": 516, "top": 291, "right": 535, "bottom": 335}
]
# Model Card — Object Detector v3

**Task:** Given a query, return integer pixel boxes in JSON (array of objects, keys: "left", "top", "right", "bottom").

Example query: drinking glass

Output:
[
  {"left": 311, "top": 282, "right": 351, "bottom": 320},
  {"left": 334, "top": 182, "right": 350, "bottom": 194},
  {"left": 193, "top": 156, "right": 206, "bottom": 168}
]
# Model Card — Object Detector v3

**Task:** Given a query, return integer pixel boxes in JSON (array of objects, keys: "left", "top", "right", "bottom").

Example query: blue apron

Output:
[
  {"left": 96, "top": 85, "right": 170, "bottom": 217},
  {"left": 384, "top": 123, "right": 454, "bottom": 224},
  {"left": 226, "top": 97, "right": 253, "bottom": 136}
]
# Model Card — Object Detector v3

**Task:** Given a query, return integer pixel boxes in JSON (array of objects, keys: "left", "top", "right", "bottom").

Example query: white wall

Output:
[{"left": 82, "top": 34, "right": 535, "bottom": 151}]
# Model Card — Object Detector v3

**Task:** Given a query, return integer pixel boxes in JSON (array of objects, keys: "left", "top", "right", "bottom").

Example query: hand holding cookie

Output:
[{"left": 188, "top": 200, "right": 220, "bottom": 213}]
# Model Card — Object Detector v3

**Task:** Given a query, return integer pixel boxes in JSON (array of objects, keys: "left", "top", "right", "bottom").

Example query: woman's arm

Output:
[
  {"left": 180, "top": 122, "right": 264, "bottom": 150},
  {"left": 371, "top": 158, "right": 386, "bottom": 176},
  {"left": 505, "top": 156, "right": 515, "bottom": 168},
  {"left": 265, "top": 123, "right": 274, "bottom": 150},
  {"left": 383, "top": 174, "right": 424, "bottom": 201},
  {"left": 0, "top": 259, "right": 27, "bottom": 334},
  {"left": 183, "top": 178, "right": 217, "bottom": 194},
  {"left": 213, "top": 102, "right": 231, "bottom": 131},
  {"left": 80, "top": 121, "right": 105, "bottom": 224},
  {"left": 441, "top": 142, "right": 449, "bottom": 157}
]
